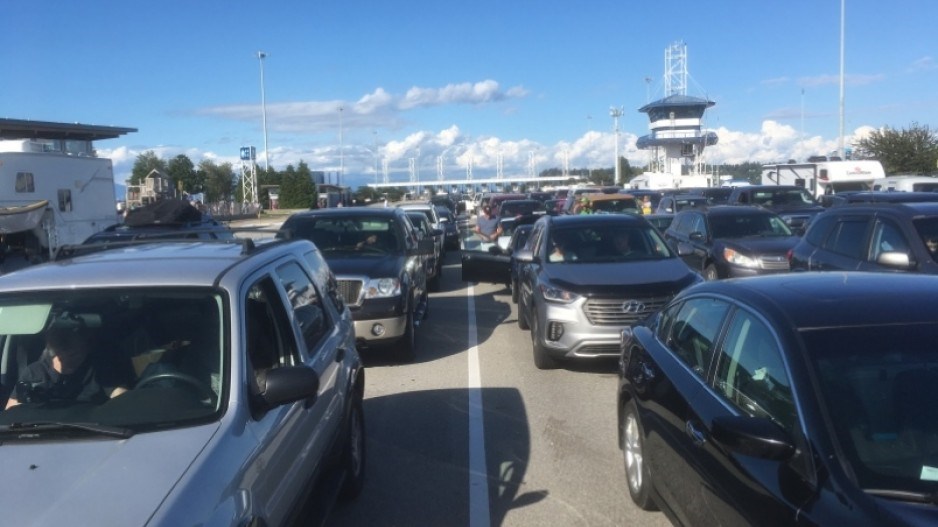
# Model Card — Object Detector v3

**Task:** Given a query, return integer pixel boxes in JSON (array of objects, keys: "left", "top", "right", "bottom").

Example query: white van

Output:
[{"left": 871, "top": 175, "right": 938, "bottom": 192}]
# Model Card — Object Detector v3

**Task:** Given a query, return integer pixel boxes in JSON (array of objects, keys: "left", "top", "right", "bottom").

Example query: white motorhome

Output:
[
  {"left": 871, "top": 175, "right": 938, "bottom": 192},
  {"left": 761, "top": 159, "right": 885, "bottom": 197},
  {"left": 0, "top": 119, "right": 136, "bottom": 266}
]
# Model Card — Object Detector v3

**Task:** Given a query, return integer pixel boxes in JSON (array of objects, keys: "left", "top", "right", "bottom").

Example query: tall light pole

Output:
[
  {"left": 339, "top": 107, "right": 344, "bottom": 187},
  {"left": 256, "top": 51, "right": 270, "bottom": 172},
  {"left": 838, "top": 0, "right": 846, "bottom": 159},
  {"left": 610, "top": 106, "right": 624, "bottom": 185}
]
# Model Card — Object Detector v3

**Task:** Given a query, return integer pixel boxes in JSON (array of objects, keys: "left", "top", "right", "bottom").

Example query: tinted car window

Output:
[
  {"left": 804, "top": 213, "right": 837, "bottom": 245},
  {"left": 823, "top": 218, "right": 869, "bottom": 258},
  {"left": 275, "top": 261, "right": 329, "bottom": 352},
  {"left": 869, "top": 219, "right": 910, "bottom": 260},
  {"left": 666, "top": 297, "right": 730, "bottom": 377},
  {"left": 714, "top": 309, "right": 795, "bottom": 432},
  {"left": 710, "top": 213, "right": 792, "bottom": 238}
]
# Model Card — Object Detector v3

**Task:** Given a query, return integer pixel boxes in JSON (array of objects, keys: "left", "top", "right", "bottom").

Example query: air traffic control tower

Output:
[{"left": 636, "top": 42, "right": 718, "bottom": 182}]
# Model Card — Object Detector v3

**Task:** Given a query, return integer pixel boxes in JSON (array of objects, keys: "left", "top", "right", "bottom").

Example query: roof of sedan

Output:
[
  {"left": 284, "top": 207, "right": 404, "bottom": 219},
  {"left": 681, "top": 205, "right": 780, "bottom": 216},
  {"left": 546, "top": 213, "right": 647, "bottom": 226},
  {"left": 686, "top": 272, "right": 938, "bottom": 330}
]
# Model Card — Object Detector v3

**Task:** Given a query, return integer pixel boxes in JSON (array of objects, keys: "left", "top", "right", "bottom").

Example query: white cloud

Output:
[
  {"left": 908, "top": 56, "right": 936, "bottom": 73},
  {"left": 799, "top": 73, "right": 885, "bottom": 87}
]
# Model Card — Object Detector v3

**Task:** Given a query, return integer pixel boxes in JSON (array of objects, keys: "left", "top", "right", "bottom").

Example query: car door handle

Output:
[
  {"left": 685, "top": 420, "right": 707, "bottom": 447},
  {"left": 335, "top": 347, "right": 346, "bottom": 363}
]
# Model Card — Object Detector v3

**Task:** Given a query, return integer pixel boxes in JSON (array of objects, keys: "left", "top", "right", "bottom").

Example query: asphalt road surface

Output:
[{"left": 326, "top": 249, "right": 672, "bottom": 527}]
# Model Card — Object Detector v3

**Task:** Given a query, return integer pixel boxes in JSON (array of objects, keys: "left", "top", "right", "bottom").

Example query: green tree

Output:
[
  {"left": 279, "top": 162, "right": 318, "bottom": 209},
  {"left": 855, "top": 123, "right": 938, "bottom": 174},
  {"left": 167, "top": 154, "right": 199, "bottom": 195},
  {"left": 130, "top": 151, "right": 168, "bottom": 185},
  {"left": 199, "top": 159, "right": 235, "bottom": 203}
]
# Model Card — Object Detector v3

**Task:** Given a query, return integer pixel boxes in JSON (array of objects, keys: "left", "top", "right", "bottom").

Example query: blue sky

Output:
[{"left": 4, "top": 0, "right": 936, "bottom": 189}]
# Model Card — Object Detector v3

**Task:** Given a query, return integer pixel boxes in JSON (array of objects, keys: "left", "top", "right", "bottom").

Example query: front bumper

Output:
[
  {"left": 535, "top": 299, "right": 647, "bottom": 360},
  {"left": 350, "top": 296, "right": 408, "bottom": 345}
]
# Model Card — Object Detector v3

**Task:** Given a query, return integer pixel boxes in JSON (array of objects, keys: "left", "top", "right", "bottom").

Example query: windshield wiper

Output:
[
  {"left": 0, "top": 421, "right": 134, "bottom": 439},
  {"left": 864, "top": 488, "right": 938, "bottom": 505}
]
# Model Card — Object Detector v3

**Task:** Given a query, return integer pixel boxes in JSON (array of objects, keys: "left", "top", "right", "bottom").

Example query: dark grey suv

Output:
[{"left": 788, "top": 202, "right": 938, "bottom": 274}]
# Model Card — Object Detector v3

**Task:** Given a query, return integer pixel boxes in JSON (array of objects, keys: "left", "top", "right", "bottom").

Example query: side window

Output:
[
  {"left": 245, "top": 277, "right": 300, "bottom": 393},
  {"left": 804, "top": 214, "right": 836, "bottom": 246},
  {"left": 275, "top": 261, "right": 330, "bottom": 352},
  {"left": 869, "top": 219, "right": 909, "bottom": 260},
  {"left": 823, "top": 218, "right": 869, "bottom": 258},
  {"left": 666, "top": 297, "right": 730, "bottom": 378},
  {"left": 15, "top": 172, "right": 35, "bottom": 193},
  {"left": 528, "top": 224, "right": 545, "bottom": 254},
  {"left": 303, "top": 249, "right": 344, "bottom": 312},
  {"left": 713, "top": 310, "right": 795, "bottom": 432},
  {"left": 655, "top": 301, "right": 682, "bottom": 341},
  {"left": 670, "top": 214, "right": 690, "bottom": 235}
]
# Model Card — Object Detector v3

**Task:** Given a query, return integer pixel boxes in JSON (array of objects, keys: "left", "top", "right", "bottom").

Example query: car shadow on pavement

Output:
[{"left": 327, "top": 387, "right": 545, "bottom": 526}]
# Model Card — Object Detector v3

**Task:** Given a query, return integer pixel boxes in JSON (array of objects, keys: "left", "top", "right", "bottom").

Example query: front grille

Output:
[
  {"left": 760, "top": 256, "right": 790, "bottom": 271},
  {"left": 577, "top": 344, "right": 622, "bottom": 356},
  {"left": 337, "top": 279, "right": 364, "bottom": 307},
  {"left": 583, "top": 295, "right": 672, "bottom": 326}
]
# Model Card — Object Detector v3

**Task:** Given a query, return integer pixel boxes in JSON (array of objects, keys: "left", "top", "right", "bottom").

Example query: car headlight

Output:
[
  {"left": 364, "top": 278, "right": 402, "bottom": 298},
  {"left": 538, "top": 283, "right": 581, "bottom": 304},
  {"left": 722, "top": 247, "right": 759, "bottom": 268}
]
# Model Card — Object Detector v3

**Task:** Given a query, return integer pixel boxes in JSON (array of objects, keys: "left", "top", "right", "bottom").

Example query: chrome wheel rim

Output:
[{"left": 624, "top": 413, "right": 643, "bottom": 493}]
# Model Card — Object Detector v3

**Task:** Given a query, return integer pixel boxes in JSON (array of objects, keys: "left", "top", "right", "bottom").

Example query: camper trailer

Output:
[
  {"left": 871, "top": 175, "right": 938, "bottom": 192},
  {"left": 628, "top": 171, "right": 712, "bottom": 190},
  {"left": 761, "top": 159, "right": 885, "bottom": 198},
  {"left": 0, "top": 119, "right": 136, "bottom": 267}
]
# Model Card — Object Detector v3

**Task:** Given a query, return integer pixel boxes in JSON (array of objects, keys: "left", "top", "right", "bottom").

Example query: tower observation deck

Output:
[{"left": 631, "top": 42, "right": 719, "bottom": 189}]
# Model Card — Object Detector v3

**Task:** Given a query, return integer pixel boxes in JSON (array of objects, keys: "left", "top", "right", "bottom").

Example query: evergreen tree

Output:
[
  {"left": 855, "top": 123, "right": 938, "bottom": 174},
  {"left": 130, "top": 151, "right": 168, "bottom": 185}
]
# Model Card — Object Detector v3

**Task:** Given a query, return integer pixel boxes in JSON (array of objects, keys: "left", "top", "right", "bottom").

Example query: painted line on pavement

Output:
[{"left": 467, "top": 283, "right": 492, "bottom": 527}]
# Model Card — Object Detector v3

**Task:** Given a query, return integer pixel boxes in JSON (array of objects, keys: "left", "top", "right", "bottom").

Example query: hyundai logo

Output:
[{"left": 622, "top": 300, "right": 646, "bottom": 314}]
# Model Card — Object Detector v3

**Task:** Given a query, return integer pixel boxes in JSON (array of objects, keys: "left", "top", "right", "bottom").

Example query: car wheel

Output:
[
  {"left": 339, "top": 398, "right": 366, "bottom": 500},
  {"left": 517, "top": 295, "right": 530, "bottom": 330},
  {"left": 531, "top": 312, "right": 558, "bottom": 370},
  {"left": 623, "top": 400, "right": 657, "bottom": 511},
  {"left": 704, "top": 264, "right": 719, "bottom": 281},
  {"left": 397, "top": 310, "right": 416, "bottom": 361}
]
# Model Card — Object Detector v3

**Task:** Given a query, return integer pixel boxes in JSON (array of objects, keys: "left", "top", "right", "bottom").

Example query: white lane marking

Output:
[{"left": 467, "top": 283, "right": 492, "bottom": 527}]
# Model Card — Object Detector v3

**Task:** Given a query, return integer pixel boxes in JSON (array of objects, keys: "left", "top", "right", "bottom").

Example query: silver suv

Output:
[{"left": 0, "top": 238, "right": 364, "bottom": 525}]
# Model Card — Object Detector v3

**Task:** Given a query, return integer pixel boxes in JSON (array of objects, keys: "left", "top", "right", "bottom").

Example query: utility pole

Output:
[{"left": 610, "top": 106, "right": 624, "bottom": 185}]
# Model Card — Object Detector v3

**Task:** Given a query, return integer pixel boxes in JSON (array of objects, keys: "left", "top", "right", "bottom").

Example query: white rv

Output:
[
  {"left": 761, "top": 159, "right": 885, "bottom": 197},
  {"left": 871, "top": 175, "right": 938, "bottom": 192},
  {"left": 0, "top": 119, "right": 136, "bottom": 266}
]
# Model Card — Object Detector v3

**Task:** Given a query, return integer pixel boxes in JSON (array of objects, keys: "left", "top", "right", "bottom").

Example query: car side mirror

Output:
[
  {"left": 689, "top": 232, "right": 704, "bottom": 241},
  {"left": 677, "top": 242, "right": 695, "bottom": 256},
  {"left": 877, "top": 251, "right": 914, "bottom": 270},
  {"left": 513, "top": 248, "right": 535, "bottom": 263},
  {"left": 710, "top": 415, "right": 796, "bottom": 461},
  {"left": 255, "top": 366, "right": 320, "bottom": 410}
]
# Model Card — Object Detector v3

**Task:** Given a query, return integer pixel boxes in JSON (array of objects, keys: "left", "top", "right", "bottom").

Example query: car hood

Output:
[
  {"left": 717, "top": 236, "right": 800, "bottom": 255},
  {"left": 544, "top": 258, "right": 699, "bottom": 296},
  {"left": 324, "top": 254, "right": 404, "bottom": 278},
  {"left": 0, "top": 423, "right": 219, "bottom": 525}
]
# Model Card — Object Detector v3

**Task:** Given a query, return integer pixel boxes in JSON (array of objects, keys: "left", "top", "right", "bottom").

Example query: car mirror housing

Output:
[
  {"left": 876, "top": 251, "right": 913, "bottom": 270},
  {"left": 710, "top": 415, "right": 796, "bottom": 461},
  {"left": 255, "top": 366, "right": 320, "bottom": 410},
  {"left": 513, "top": 248, "right": 535, "bottom": 263}
]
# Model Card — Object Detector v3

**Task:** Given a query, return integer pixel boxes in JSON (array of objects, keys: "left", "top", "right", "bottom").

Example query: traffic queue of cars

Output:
[
  {"left": 8, "top": 183, "right": 938, "bottom": 525},
  {"left": 464, "top": 187, "right": 938, "bottom": 524}
]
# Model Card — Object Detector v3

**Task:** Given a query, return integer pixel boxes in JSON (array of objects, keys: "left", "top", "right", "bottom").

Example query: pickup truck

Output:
[{"left": 726, "top": 185, "right": 825, "bottom": 234}]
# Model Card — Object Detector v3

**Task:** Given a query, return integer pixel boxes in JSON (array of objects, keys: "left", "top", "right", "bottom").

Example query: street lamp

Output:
[
  {"left": 339, "top": 107, "right": 344, "bottom": 187},
  {"left": 256, "top": 51, "right": 270, "bottom": 172},
  {"left": 610, "top": 106, "right": 624, "bottom": 185}
]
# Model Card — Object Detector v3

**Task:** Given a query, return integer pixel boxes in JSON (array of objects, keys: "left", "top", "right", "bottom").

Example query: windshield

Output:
[
  {"left": 591, "top": 198, "right": 639, "bottom": 214},
  {"left": 751, "top": 189, "right": 816, "bottom": 207},
  {"left": 0, "top": 289, "right": 224, "bottom": 432},
  {"left": 289, "top": 217, "right": 402, "bottom": 254},
  {"left": 547, "top": 225, "right": 673, "bottom": 264},
  {"left": 710, "top": 214, "right": 793, "bottom": 238},
  {"left": 804, "top": 323, "right": 938, "bottom": 494}
]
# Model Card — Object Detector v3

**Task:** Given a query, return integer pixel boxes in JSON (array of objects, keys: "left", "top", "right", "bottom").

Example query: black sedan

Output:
[
  {"left": 618, "top": 272, "right": 938, "bottom": 525},
  {"left": 663, "top": 205, "right": 799, "bottom": 280}
]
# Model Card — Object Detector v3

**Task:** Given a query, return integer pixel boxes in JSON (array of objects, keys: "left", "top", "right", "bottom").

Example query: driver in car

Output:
[{"left": 5, "top": 326, "right": 129, "bottom": 409}]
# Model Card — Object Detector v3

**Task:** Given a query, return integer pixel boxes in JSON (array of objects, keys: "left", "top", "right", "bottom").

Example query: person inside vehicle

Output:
[
  {"left": 926, "top": 236, "right": 938, "bottom": 258},
  {"left": 641, "top": 195, "right": 653, "bottom": 215},
  {"left": 549, "top": 234, "right": 578, "bottom": 263},
  {"left": 356, "top": 234, "right": 379, "bottom": 250},
  {"left": 576, "top": 197, "right": 593, "bottom": 215},
  {"left": 612, "top": 231, "right": 636, "bottom": 257},
  {"left": 474, "top": 206, "right": 502, "bottom": 242},
  {"left": 5, "top": 325, "right": 129, "bottom": 409}
]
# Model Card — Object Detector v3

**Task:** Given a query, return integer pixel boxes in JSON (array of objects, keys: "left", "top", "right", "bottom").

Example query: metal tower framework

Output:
[
  {"left": 239, "top": 147, "right": 258, "bottom": 205},
  {"left": 664, "top": 41, "right": 688, "bottom": 97}
]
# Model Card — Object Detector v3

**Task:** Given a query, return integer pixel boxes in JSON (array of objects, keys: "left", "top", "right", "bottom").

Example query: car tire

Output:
[
  {"left": 704, "top": 264, "right": 719, "bottom": 281},
  {"left": 339, "top": 398, "right": 366, "bottom": 500},
  {"left": 397, "top": 310, "right": 416, "bottom": 361},
  {"left": 531, "top": 312, "right": 558, "bottom": 370},
  {"left": 517, "top": 297, "right": 530, "bottom": 330},
  {"left": 622, "top": 400, "right": 657, "bottom": 511},
  {"left": 429, "top": 271, "right": 441, "bottom": 292}
]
